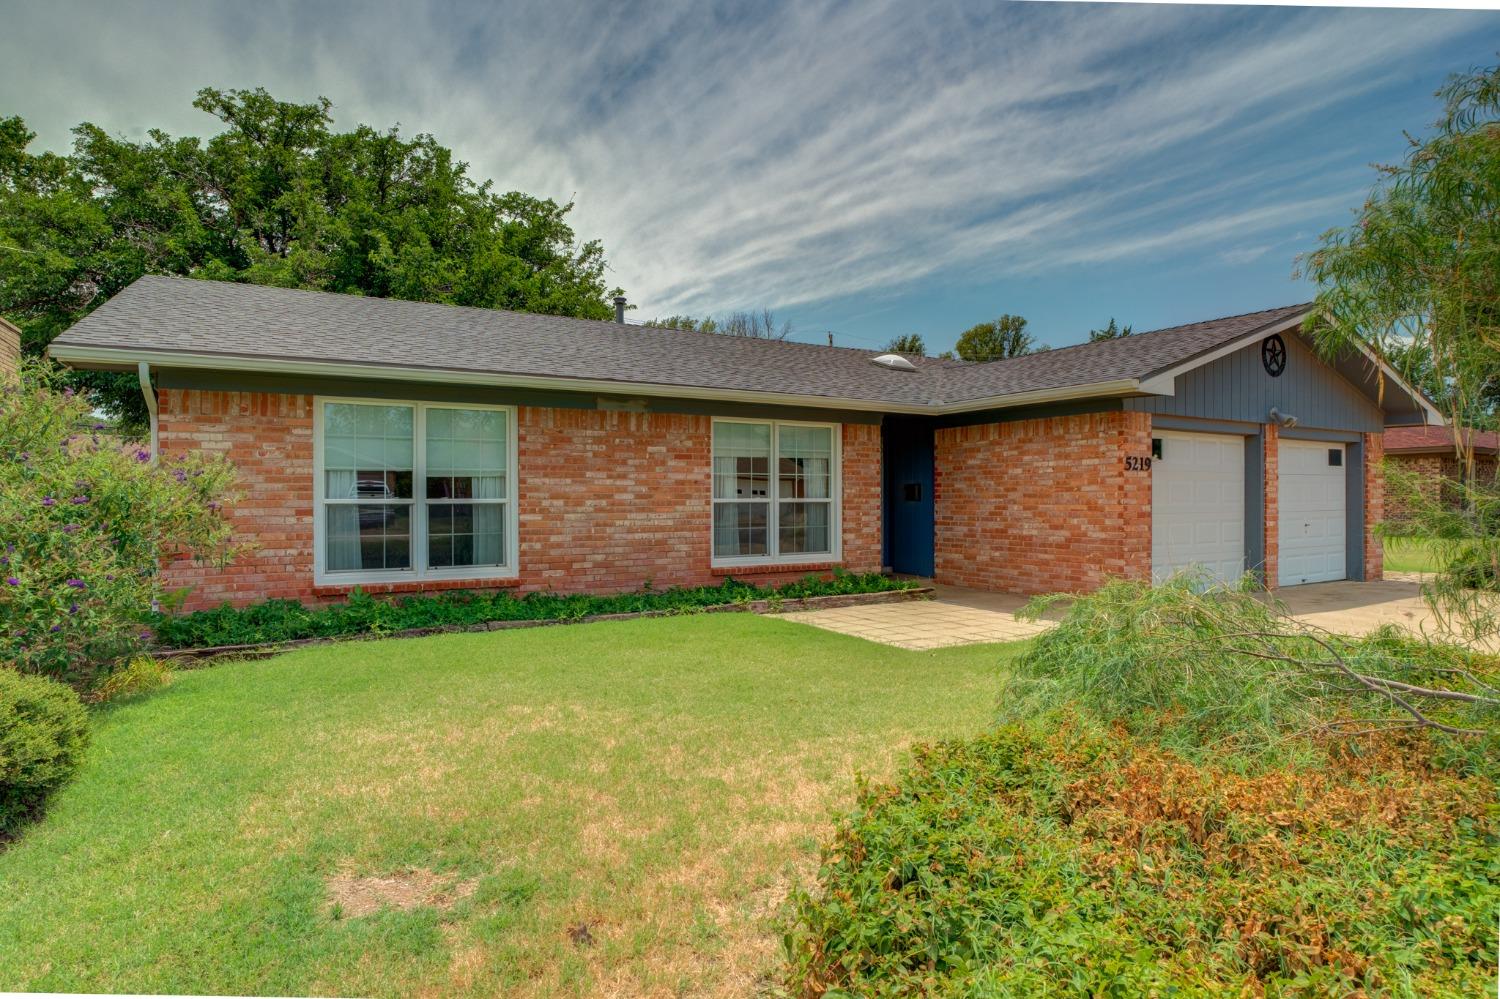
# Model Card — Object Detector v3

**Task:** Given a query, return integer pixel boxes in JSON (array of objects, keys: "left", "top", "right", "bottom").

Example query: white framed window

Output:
[
  {"left": 711, "top": 418, "right": 840, "bottom": 565},
  {"left": 313, "top": 397, "right": 518, "bottom": 585}
]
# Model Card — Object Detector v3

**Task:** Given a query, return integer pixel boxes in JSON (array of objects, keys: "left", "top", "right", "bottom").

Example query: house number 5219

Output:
[{"left": 1124, "top": 456, "right": 1152, "bottom": 471}]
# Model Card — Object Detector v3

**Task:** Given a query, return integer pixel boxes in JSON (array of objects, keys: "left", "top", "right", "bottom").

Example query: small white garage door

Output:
[
  {"left": 1278, "top": 440, "right": 1347, "bottom": 585},
  {"left": 1151, "top": 431, "right": 1245, "bottom": 584}
]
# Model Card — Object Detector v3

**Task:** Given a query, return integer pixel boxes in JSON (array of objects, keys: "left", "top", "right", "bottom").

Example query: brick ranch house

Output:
[
  {"left": 48, "top": 277, "right": 1441, "bottom": 612},
  {"left": 1383, "top": 425, "right": 1499, "bottom": 518}
]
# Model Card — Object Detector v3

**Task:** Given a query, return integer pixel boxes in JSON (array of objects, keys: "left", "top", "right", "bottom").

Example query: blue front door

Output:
[{"left": 883, "top": 419, "right": 935, "bottom": 577}]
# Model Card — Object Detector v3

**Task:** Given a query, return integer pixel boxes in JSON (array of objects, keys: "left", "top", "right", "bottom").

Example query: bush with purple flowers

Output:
[{"left": 1, "top": 361, "right": 239, "bottom": 688}]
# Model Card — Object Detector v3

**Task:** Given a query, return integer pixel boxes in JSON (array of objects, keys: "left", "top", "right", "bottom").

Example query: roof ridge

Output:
[{"left": 132, "top": 274, "right": 935, "bottom": 365}]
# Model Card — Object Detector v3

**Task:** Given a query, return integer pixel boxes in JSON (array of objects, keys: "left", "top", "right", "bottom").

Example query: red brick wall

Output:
[
  {"left": 933, "top": 411, "right": 1152, "bottom": 595},
  {"left": 840, "top": 423, "right": 884, "bottom": 574},
  {"left": 158, "top": 389, "right": 317, "bottom": 607},
  {"left": 1262, "top": 423, "right": 1279, "bottom": 587},
  {"left": 156, "top": 390, "right": 882, "bottom": 610},
  {"left": 1384, "top": 453, "right": 1443, "bottom": 519},
  {"left": 1363, "top": 432, "right": 1384, "bottom": 581}
]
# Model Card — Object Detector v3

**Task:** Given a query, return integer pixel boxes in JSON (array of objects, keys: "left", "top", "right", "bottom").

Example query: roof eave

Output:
[
  {"left": 49, "top": 342, "right": 1155, "bottom": 417},
  {"left": 47, "top": 342, "right": 939, "bottom": 415}
]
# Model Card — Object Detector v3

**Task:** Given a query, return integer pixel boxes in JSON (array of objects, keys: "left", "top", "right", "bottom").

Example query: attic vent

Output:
[{"left": 870, "top": 353, "right": 918, "bottom": 372}]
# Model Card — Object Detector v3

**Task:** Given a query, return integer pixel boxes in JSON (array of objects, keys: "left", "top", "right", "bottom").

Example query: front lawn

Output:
[
  {"left": 1383, "top": 537, "right": 1444, "bottom": 573},
  {"left": 0, "top": 615, "right": 1017, "bottom": 997}
]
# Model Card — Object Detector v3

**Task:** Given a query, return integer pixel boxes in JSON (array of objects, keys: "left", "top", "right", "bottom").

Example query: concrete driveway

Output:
[{"left": 778, "top": 576, "right": 1455, "bottom": 650}]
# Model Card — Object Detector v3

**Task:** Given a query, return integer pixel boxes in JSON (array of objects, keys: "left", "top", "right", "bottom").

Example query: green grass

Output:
[
  {"left": 0, "top": 615, "right": 1019, "bottom": 997},
  {"left": 1383, "top": 537, "right": 1444, "bottom": 573}
]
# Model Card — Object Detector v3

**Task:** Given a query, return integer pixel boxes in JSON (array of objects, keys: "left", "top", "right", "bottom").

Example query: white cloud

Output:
[{"left": 0, "top": 0, "right": 1487, "bottom": 317}]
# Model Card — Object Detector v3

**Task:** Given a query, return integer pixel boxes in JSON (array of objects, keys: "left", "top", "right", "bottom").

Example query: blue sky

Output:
[{"left": 3, "top": 0, "right": 1496, "bottom": 353}]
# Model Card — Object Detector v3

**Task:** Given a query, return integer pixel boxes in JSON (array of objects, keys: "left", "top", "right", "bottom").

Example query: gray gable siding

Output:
[{"left": 1125, "top": 333, "right": 1382, "bottom": 433}]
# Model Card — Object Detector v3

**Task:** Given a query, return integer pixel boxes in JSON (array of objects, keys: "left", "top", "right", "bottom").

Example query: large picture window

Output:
[
  {"left": 712, "top": 420, "right": 838, "bottom": 563},
  {"left": 316, "top": 399, "right": 516, "bottom": 583}
]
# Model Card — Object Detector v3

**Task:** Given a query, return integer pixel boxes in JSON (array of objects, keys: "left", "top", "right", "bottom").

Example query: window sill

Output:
[
  {"left": 710, "top": 561, "right": 839, "bottom": 577},
  {"left": 312, "top": 576, "right": 523, "bottom": 598}
]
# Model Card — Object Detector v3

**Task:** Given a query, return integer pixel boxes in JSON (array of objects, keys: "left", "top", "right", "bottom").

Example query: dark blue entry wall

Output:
[{"left": 882, "top": 418, "right": 935, "bottom": 577}]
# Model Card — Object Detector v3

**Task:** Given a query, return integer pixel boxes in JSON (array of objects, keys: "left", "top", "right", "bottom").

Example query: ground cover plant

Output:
[
  {"left": 0, "top": 614, "right": 1018, "bottom": 997},
  {"left": 780, "top": 578, "right": 1499, "bottom": 996},
  {"left": 149, "top": 571, "right": 918, "bottom": 649},
  {"left": 782, "top": 718, "right": 1498, "bottom": 997}
]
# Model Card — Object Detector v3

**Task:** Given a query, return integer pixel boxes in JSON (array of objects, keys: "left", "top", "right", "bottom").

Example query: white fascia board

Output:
[{"left": 48, "top": 343, "right": 1150, "bottom": 416}]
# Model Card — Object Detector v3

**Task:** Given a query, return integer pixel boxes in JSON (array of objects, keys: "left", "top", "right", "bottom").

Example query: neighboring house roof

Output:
[
  {"left": 48, "top": 276, "right": 1437, "bottom": 421},
  {"left": 1385, "top": 425, "right": 1499, "bottom": 455}
]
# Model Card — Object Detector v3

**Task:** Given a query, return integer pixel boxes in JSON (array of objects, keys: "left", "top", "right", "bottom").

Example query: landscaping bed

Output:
[{"left": 150, "top": 572, "right": 928, "bottom": 656}]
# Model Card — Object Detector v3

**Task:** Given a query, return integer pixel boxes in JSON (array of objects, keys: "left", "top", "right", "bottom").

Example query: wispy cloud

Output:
[{"left": 1, "top": 0, "right": 1488, "bottom": 324}]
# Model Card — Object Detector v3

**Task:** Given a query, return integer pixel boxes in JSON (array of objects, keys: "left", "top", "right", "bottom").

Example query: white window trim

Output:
[
  {"left": 312, "top": 396, "right": 520, "bottom": 587},
  {"left": 710, "top": 417, "right": 842, "bottom": 568}
]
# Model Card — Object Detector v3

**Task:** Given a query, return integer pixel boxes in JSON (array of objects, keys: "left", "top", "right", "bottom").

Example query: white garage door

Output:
[
  {"left": 1151, "top": 431, "right": 1245, "bottom": 584},
  {"left": 1278, "top": 440, "right": 1347, "bottom": 585}
]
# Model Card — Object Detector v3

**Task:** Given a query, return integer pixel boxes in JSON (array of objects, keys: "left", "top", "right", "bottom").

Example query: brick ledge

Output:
[
  {"left": 312, "top": 577, "right": 522, "bottom": 598},
  {"left": 710, "top": 562, "right": 838, "bottom": 577}
]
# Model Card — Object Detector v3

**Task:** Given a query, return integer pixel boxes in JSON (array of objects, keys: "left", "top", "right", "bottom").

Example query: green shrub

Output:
[
  {"left": 90, "top": 656, "right": 172, "bottom": 703},
  {"left": 1, "top": 361, "right": 239, "bottom": 687},
  {"left": 0, "top": 670, "right": 89, "bottom": 835},
  {"left": 782, "top": 718, "right": 1499, "bottom": 997},
  {"left": 1009, "top": 575, "right": 1499, "bottom": 756},
  {"left": 148, "top": 571, "right": 917, "bottom": 650}
]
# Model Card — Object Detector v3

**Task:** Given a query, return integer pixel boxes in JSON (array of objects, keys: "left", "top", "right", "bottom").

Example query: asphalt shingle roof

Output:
[
  {"left": 1385, "top": 426, "right": 1498, "bottom": 453},
  {"left": 49, "top": 276, "right": 1311, "bottom": 410}
]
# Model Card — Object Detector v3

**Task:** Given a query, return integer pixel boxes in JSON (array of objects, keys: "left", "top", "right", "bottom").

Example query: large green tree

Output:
[
  {"left": 1301, "top": 63, "right": 1500, "bottom": 463},
  {"left": 1301, "top": 62, "right": 1500, "bottom": 643},
  {"left": 0, "top": 87, "right": 620, "bottom": 428},
  {"left": 1088, "top": 317, "right": 1133, "bottom": 342},
  {"left": 954, "top": 314, "right": 1034, "bottom": 362}
]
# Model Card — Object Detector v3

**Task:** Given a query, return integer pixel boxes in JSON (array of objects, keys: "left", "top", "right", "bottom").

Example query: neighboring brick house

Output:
[
  {"left": 0, "top": 316, "right": 20, "bottom": 379},
  {"left": 1383, "top": 426, "right": 1499, "bottom": 518},
  {"left": 49, "top": 277, "right": 1440, "bottom": 610}
]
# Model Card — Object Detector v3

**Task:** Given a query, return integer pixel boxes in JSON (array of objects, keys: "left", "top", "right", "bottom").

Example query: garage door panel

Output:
[
  {"left": 1277, "top": 440, "right": 1346, "bottom": 586},
  {"left": 1151, "top": 431, "right": 1246, "bottom": 584}
]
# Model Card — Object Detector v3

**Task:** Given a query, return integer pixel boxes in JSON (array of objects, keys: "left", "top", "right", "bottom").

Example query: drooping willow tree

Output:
[
  {"left": 1300, "top": 62, "right": 1500, "bottom": 466},
  {"left": 1300, "top": 62, "right": 1500, "bottom": 642}
]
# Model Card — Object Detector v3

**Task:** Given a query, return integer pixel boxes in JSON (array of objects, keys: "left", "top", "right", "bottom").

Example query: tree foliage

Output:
[
  {"left": 1301, "top": 62, "right": 1500, "bottom": 646},
  {"left": 1, "top": 361, "right": 239, "bottom": 688},
  {"left": 884, "top": 333, "right": 926, "bottom": 355},
  {"left": 0, "top": 87, "right": 621, "bottom": 428},
  {"left": 1300, "top": 62, "right": 1500, "bottom": 462},
  {"left": 643, "top": 307, "right": 791, "bottom": 339},
  {"left": 954, "top": 313, "right": 1034, "bottom": 362},
  {"left": 1088, "top": 317, "right": 1134, "bottom": 342}
]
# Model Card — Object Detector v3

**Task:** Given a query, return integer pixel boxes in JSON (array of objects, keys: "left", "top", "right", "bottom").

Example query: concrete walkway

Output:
[{"left": 778, "top": 577, "right": 1453, "bottom": 650}]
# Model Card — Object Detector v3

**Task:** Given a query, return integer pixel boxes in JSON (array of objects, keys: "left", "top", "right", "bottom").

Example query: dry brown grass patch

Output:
[{"left": 326, "top": 867, "right": 478, "bottom": 918}]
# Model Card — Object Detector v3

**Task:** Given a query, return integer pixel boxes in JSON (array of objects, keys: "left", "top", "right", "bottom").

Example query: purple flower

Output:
[
  {"left": 68, "top": 603, "right": 79, "bottom": 614},
  {"left": 65, "top": 578, "right": 85, "bottom": 589},
  {"left": 4, "top": 577, "right": 18, "bottom": 586},
  {"left": 0, "top": 556, "right": 7, "bottom": 566},
  {"left": 173, "top": 469, "right": 188, "bottom": 482},
  {"left": 17, "top": 451, "right": 28, "bottom": 461},
  {"left": 41, "top": 496, "right": 56, "bottom": 507},
  {"left": 105, "top": 574, "right": 116, "bottom": 581},
  {"left": 61, "top": 524, "right": 79, "bottom": 534},
  {"left": 49, "top": 624, "right": 61, "bottom": 633},
  {"left": 70, "top": 495, "right": 89, "bottom": 505},
  {"left": 139, "top": 630, "right": 152, "bottom": 640},
  {"left": 134, "top": 449, "right": 151, "bottom": 462},
  {"left": 93, "top": 422, "right": 105, "bottom": 430}
]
